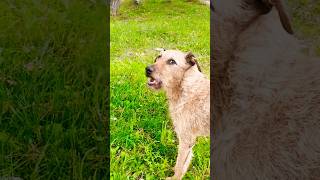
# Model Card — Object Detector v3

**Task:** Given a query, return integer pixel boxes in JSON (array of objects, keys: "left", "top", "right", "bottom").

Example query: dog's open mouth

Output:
[{"left": 147, "top": 77, "right": 162, "bottom": 89}]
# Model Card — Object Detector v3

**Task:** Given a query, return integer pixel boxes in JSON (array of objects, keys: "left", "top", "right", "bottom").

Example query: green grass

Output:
[
  {"left": 0, "top": 0, "right": 108, "bottom": 179},
  {"left": 288, "top": 0, "right": 320, "bottom": 54},
  {"left": 110, "top": 0, "right": 210, "bottom": 179}
]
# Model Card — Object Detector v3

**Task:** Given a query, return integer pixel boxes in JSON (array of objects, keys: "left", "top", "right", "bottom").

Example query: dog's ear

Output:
[
  {"left": 260, "top": 0, "right": 293, "bottom": 34},
  {"left": 185, "top": 52, "right": 196, "bottom": 66},
  {"left": 185, "top": 52, "right": 202, "bottom": 72}
]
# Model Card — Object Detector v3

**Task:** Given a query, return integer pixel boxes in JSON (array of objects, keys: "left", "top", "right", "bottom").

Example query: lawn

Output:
[
  {"left": 288, "top": 0, "right": 320, "bottom": 54},
  {"left": 0, "top": 1, "right": 108, "bottom": 179},
  {"left": 110, "top": 0, "right": 210, "bottom": 179}
]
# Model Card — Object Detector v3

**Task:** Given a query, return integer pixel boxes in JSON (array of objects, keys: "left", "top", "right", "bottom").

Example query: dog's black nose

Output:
[{"left": 145, "top": 65, "right": 153, "bottom": 77}]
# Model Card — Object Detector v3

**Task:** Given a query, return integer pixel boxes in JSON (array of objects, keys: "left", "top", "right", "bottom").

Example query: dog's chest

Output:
[
  {"left": 169, "top": 101, "right": 193, "bottom": 133},
  {"left": 168, "top": 93, "right": 210, "bottom": 137}
]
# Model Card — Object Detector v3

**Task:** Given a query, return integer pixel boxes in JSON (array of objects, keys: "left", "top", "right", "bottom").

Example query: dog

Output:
[{"left": 145, "top": 49, "right": 210, "bottom": 179}]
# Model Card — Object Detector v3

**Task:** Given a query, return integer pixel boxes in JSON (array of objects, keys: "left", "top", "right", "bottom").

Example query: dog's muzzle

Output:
[
  {"left": 145, "top": 65, "right": 154, "bottom": 77},
  {"left": 145, "top": 65, "right": 162, "bottom": 89}
]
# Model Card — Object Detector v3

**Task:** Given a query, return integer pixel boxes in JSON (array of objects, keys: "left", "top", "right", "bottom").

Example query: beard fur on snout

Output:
[
  {"left": 147, "top": 77, "right": 156, "bottom": 86},
  {"left": 147, "top": 76, "right": 162, "bottom": 89},
  {"left": 161, "top": 77, "right": 183, "bottom": 90},
  {"left": 147, "top": 69, "right": 188, "bottom": 90}
]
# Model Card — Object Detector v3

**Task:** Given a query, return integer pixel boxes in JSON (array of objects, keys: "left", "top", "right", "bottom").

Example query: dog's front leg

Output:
[{"left": 167, "top": 139, "right": 195, "bottom": 180}]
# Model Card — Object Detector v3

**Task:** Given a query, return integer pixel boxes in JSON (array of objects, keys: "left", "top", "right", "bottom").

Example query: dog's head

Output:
[
  {"left": 212, "top": 0, "right": 293, "bottom": 34},
  {"left": 145, "top": 50, "right": 201, "bottom": 90}
]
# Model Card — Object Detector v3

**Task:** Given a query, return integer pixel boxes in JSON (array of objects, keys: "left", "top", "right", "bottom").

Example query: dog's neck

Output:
[
  {"left": 165, "top": 67, "right": 202, "bottom": 104},
  {"left": 165, "top": 86, "right": 181, "bottom": 103}
]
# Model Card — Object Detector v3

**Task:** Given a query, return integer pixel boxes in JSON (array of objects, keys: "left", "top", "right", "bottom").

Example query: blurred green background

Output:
[
  {"left": 288, "top": 0, "right": 320, "bottom": 54},
  {"left": 0, "top": 0, "right": 108, "bottom": 179}
]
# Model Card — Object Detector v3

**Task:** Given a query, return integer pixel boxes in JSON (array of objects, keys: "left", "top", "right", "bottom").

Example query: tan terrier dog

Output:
[{"left": 145, "top": 49, "right": 210, "bottom": 179}]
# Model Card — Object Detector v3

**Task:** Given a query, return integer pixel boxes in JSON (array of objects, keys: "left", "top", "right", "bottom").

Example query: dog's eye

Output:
[{"left": 167, "top": 59, "right": 176, "bottom": 65}]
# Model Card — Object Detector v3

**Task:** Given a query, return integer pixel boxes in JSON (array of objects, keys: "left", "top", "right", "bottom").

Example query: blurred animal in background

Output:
[
  {"left": 110, "top": 0, "right": 121, "bottom": 16},
  {"left": 212, "top": 0, "right": 320, "bottom": 179}
]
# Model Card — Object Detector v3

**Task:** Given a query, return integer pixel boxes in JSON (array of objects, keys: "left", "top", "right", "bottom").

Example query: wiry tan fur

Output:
[
  {"left": 146, "top": 50, "right": 209, "bottom": 180},
  {"left": 212, "top": 0, "right": 320, "bottom": 179}
]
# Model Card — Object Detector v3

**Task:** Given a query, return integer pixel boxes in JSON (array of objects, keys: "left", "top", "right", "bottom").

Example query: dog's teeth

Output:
[{"left": 149, "top": 78, "right": 155, "bottom": 83}]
